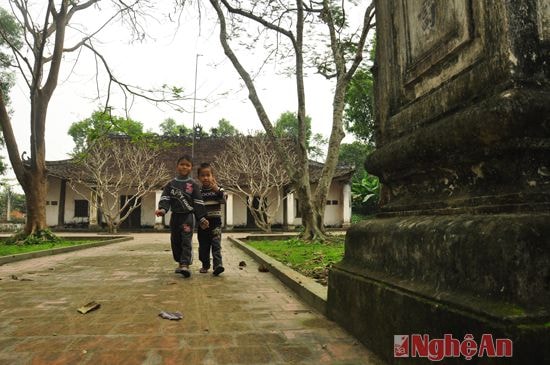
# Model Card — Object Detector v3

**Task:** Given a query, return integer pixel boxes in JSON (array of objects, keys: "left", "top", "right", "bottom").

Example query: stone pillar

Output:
[
  {"left": 327, "top": 1, "right": 550, "bottom": 364},
  {"left": 57, "top": 179, "right": 66, "bottom": 226},
  {"left": 342, "top": 183, "right": 351, "bottom": 228},
  {"left": 88, "top": 191, "right": 99, "bottom": 229},
  {"left": 286, "top": 192, "right": 295, "bottom": 230},
  {"left": 225, "top": 192, "right": 234, "bottom": 230},
  {"left": 154, "top": 190, "right": 164, "bottom": 230}
]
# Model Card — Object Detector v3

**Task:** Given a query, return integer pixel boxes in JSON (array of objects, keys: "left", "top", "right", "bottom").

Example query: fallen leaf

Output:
[
  {"left": 238, "top": 261, "right": 247, "bottom": 267},
  {"left": 77, "top": 301, "right": 101, "bottom": 314},
  {"left": 158, "top": 311, "right": 183, "bottom": 320},
  {"left": 258, "top": 264, "right": 269, "bottom": 272}
]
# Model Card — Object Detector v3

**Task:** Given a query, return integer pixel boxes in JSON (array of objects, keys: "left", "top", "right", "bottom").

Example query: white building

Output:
[{"left": 45, "top": 137, "right": 354, "bottom": 230}]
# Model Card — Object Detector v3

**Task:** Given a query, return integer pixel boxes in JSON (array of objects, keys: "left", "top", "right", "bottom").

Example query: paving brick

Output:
[
  {"left": 212, "top": 346, "right": 276, "bottom": 364},
  {"left": 0, "top": 233, "right": 385, "bottom": 365}
]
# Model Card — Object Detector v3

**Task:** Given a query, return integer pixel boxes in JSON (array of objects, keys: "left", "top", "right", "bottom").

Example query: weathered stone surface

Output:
[
  {"left": 329, "top": 263, "right": 550, "bottom": 365},
  {"left": 328, "top": 0, "right": 550, "bottom": 364},
  {"left": 343, "top": 214, "right": 550, "bottom": 308}
]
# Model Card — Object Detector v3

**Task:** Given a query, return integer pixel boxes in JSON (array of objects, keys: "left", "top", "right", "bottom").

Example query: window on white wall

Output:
[{"left": 74, "top": 200, "right": 89, "bottom": 217}]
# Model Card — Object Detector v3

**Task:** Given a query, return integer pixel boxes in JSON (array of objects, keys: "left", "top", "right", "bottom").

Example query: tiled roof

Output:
[{"left": 46, "top": 136, "right": 354, "bottom": 186}]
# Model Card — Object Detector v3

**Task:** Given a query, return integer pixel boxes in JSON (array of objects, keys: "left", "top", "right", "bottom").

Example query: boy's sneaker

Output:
[
  {"left": 199, "top": 267, "right": 209, "bottom": 274},
  {"left": 213, "top": 266, "right": 225, "bottom": 276},
  {"left": 174, "top": 265, "right": 183, "bottom": 274},
  {"left": 180, "top": 266, "right": 191, "bottom": 278}
]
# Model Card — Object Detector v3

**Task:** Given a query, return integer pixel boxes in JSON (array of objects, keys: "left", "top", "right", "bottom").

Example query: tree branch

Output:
[
  {"left": 83, "top": 42, "right": 189, "bottom": 110},
  {"left": 41, "top": 1, "right": 68, "bottom": 99},
  {"left": 219, "top": 0, "right": 296, "bottom": 47},
  {"left": 42, "top": 6, "right": 124, "bottom": 63},
  {"left": 10, "top": 0, "right": 37, "bottom": 38},
  {"left": 345, "top": 2, "right": 375, "bottom": 81},
  {"left": 0, "top": 91, "right": 25, "bottom": 187},
  {"left": 209, "top": 0, "right": 296, "bottom": 179}
]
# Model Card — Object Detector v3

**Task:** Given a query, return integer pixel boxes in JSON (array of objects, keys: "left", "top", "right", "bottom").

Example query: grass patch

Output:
[
  {"left": 0, "top": 239, "right": 101, "bottom": 257},
  {"left": 247, "top": 235, "right": 345, "bottom": 285}
]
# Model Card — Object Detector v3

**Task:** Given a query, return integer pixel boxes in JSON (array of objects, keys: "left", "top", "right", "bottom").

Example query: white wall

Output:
[
  {"left": 63, "top": 182, "right": 92, "bottom": 225},
  {"left": 270, "top": 189, "right": 285, "bottom": 225},
  {"left": 46, "top": 177, "right": 61, "bottom": 226},
  {"left": 232, "top": 193, "right": 248, "bottom": 227},
  {"left": 46, "top": 176, "right": 350, "bottom": 228},
  {"left": 140, "top": 192, "right": 157, "bottom": 226},
  {"left": 324, "top": 181, "right": 344, "bottom": 226}
]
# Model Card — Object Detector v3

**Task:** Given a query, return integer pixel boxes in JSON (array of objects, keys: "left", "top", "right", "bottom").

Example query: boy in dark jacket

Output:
[
  {"left": 197, "top": 163, "right": 226, "bottom": 276},
  {"left": 155, "top": 155, "right": 209, "bottom": 278}
]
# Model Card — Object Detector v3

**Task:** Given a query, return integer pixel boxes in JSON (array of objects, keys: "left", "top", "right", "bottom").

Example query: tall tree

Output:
[
  {"left": 344, "top": 66, "right": 375, "bottom": 144},
  {"left": 0, "top": 1, "right": 152, "bottom": 235},
  {"left": 159, "top": 117, "right": 191, "bottom": 137},
  {"left": 208, "top": 0, "right": 375, "bottom": 240},
  {"left": 338, "top": 141, "right": 374, "bottom": 182},
  {"left": 0, "top": 6, "right": 22, "bottom": 175},
  {"left": 68, "top": 109, "right": 145, "bottom": 154},
  {"left": 0, "top": 6, "right": 21, "bottom": 109},
  {"left": 274, "top": 111, "right": 326, "bottom": 161},
  {"left": 210, "top": 118, "right": 239, "bottom": 137}
]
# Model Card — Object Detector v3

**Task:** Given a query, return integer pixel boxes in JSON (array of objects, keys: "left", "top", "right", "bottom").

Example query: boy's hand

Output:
[
  {"left": 211, "top": 177, "right": 219, "bottom": 191},
  {"left": 155, "top": 209, "right": 166, "bottom": 217},
  {"left": 199, "top": 218, "right": 209, "bottom": 229}
]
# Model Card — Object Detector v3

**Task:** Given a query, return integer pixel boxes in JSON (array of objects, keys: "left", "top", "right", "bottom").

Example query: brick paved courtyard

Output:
[{"left": 0, "top": 233, "right": 385, "bottom": 365}]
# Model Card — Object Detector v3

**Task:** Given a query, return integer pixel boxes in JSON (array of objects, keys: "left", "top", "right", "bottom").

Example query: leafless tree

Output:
[
  {"left": 214, "top": 135, "right": 294, "bottom": 232},
  {"left": 0, "top": 0, "right": 175, "bottom": 236},
  {"left": 207, "top": 0, "right": 375, "bottom": 240},
  {"left": 67, "top": 136, "right": 170, "bottom": 233}
]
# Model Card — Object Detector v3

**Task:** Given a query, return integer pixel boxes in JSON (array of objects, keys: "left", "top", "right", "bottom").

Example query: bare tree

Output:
[
  {"left": 214, "top": 135, "right": 293, "bottom": 232},
  {"left": 207, "top": 0, "right": 375, "bottom": 240},
  {"left": 67, "top": 136, "right": 170, "bottom": 233},
  {"left": 0, "top": 0, "right": 170, "bottom": 236}
]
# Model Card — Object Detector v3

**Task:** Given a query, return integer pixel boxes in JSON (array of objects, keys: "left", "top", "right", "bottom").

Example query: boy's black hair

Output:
[
  {"left": 197, "top": 162, "right": 213, "bottom": 175},
  {"left": 177, "top": 154, "right": 193, "bottom": 165}
]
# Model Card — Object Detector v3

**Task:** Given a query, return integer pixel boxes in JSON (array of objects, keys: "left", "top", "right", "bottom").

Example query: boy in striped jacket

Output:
[{"left": 197, "top": 162, "right": 226, "bottom": 276}]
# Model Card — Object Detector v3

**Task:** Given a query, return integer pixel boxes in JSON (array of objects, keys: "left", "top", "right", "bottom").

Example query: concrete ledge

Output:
[
  {"left": 228, "top": 236, "right": 327, "bottom": 316},
  {"left": 0, "top": 236, "right": 133, "bottom": 265}
]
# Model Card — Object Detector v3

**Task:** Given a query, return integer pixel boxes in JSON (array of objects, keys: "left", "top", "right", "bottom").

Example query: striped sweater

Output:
[
  {"left": 158, "top": 176, "right": 207, "bottom": 219},
  {"left": 201, "top": 186, "right": 226, "bottom": 220}
]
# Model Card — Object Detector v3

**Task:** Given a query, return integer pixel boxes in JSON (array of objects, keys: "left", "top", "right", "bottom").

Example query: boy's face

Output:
[
  {"left": 176, "top": 159, "right": 193, "bottom": 177},
  {"left": 198, "top": 168, "right": 213, "bottom": 187}
]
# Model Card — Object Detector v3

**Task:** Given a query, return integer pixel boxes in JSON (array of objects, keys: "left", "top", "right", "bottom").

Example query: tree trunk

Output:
[
  {"left": 294, "top": 177, "right": 326, "bottom": 241},
  {"left": 312, "top": 78, "right": 347, "bottom": 227},
  {"left": 209, "top": 0, "right": 353, "bottom": 241},
  {"left": 23, "top": 171, "right": 48, "bottom": 235},
  {"left": 107, "top": 222, "right": 117, "bottom": 234}
]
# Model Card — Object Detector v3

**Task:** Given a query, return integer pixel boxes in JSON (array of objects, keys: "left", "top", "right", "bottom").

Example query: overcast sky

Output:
[{"left": 1, "top": 1, "right": 361, "bottom": 190}]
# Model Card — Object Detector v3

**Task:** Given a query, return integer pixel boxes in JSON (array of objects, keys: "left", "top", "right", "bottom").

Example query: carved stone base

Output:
[{"left": 327, "top": 214, "right": 550, "bottom": 364}]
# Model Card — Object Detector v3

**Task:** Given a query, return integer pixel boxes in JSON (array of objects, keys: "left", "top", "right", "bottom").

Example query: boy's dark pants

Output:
[
  {"left": 198, "top": 222, "right": 222, "bottom": 269},
  {"left": 169, "top": 213, "right": 194, "bottom": 265}
]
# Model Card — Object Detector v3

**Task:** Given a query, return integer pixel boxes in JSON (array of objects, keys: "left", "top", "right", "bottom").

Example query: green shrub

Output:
[
  {"left": 6, "top": 229, "right": 60, "bottom": 245},
  {"left": 351, "top": 171, "right": 380, "bottom": 214}
]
